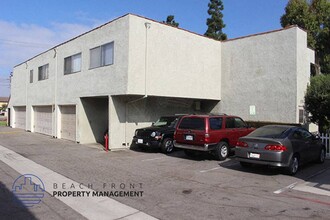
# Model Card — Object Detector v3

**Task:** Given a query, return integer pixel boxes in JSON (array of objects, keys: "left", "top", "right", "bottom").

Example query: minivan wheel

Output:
[
  {"left": 215, "top": 141, "right": 229, "bottom": 161},
  {"left": 287, "top": 155, "right": 299, "bottom": 175},
  {"left": 161, "top": 138, "right": 174, "bottom": 154},
  {"left": 317, "top": 148, "right": 326, "bottom": 164}
]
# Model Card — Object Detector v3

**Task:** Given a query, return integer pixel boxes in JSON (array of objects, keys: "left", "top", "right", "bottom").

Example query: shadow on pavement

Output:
[{"left": 0, "top": 182, "right": 37, "bottom": 220}]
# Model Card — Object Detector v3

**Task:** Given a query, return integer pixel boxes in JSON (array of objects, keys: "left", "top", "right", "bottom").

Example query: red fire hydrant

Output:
[{"left": 104, "top": 133, "right": 109, "bottom": 152}]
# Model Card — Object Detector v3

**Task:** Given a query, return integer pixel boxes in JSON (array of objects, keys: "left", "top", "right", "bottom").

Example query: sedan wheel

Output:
[
  {"left": 317, "top": 148, "right": 326, "bottom": 164},
  {"left": 287, "top": 155, "right": 299, "bottom": 175}
]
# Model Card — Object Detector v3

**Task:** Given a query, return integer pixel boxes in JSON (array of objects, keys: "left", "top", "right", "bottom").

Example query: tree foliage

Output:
[
  {"left": 281, "top": 0, "right": 330, "bottom": 74},
  {"left": 204, "top": 0, "right": 227, "bottom": 41},
  {"left": 305, "top": 74, "right": 330, "bottom": 132},
  {"left": 163, "top": 15, "right": 179, "bottom": 27}
]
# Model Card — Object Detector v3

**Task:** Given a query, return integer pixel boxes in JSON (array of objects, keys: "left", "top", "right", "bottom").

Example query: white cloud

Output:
[{"left": 0, "top": 20, "right": 94, "bottom": 96}]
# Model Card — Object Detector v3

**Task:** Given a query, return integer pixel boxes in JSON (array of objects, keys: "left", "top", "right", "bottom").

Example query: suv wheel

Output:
[
  {"left": 161, "top": 138, "right": 174, "bottom": 154},
  {"left": 215, "top": 141, "right": 229, "bottom": 161}
]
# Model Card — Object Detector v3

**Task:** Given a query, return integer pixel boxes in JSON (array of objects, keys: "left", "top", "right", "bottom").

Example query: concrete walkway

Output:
[{"left": 0, "top": 144, "right": 157, "bottom": 220}]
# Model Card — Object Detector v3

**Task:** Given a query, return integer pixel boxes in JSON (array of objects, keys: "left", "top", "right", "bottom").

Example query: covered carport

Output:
[{"left": 79, "top": 96, "right": 109, "bottom": 144}]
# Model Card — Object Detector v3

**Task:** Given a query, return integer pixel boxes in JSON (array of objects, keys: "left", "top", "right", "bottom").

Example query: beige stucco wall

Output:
[
  {"left": 220, "top": 27, "right": 313, "bottom": 124},
  {"left": 127, "top": 15, "right": 222, "bottom": 100}
]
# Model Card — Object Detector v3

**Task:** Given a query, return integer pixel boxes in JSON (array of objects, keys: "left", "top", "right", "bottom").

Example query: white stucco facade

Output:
[{"left": 8, "top": 14, "right": 315, "bottom": 149}]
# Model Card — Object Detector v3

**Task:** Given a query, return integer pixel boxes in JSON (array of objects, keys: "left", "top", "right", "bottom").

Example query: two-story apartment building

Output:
[{"left": 8, "top": 14, "right": 315, "bottom": 149}]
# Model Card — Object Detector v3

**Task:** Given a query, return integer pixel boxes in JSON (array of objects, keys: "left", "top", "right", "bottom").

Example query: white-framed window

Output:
[
  {"left": 38, "top": 64, "right": 49, "bottom": 81},
  {"left": 64, "top": 53, "right": 82, "bottom": 75},
  {"left": 30, "top": 70, "right": 33, "bottom": 83},
  {"left": 90, "top": 42, "right": 114, "bottom": 69}
]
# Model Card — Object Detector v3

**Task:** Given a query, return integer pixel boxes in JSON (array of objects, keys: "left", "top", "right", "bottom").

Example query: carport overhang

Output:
[{"left": 109, "top": 95, "right": 221, "bottom": 149}]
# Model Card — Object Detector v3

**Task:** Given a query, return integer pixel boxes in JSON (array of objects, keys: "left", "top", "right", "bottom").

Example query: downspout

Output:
[
  {"left": 53, "top": 48, "right": 58, "bottom": 138},
  {"left": 25, "top": 62, "right": 28, "bottom": 131},
  {"left": 124, "top": 22, "right": 151, "bottom": 147}
]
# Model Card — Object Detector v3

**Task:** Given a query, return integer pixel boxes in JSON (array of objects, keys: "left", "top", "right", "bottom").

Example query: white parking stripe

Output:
[
  {"left": 294, "top": 184, "right": 330, "bottom": 197},
  {"left": 141, "top": 157, "right": 165, "bottom": 162},
  {"left": 273, "top": 182, "right": 299, "bottom": 194},
  {"left": 200, "top": 167, "right": 221, "bottom": 173},
  {"left": 0, "top": 145, "right": 157, "bottom": 220}
]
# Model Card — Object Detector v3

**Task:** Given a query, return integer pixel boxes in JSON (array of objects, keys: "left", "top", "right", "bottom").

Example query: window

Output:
[
  {"left": 234, "top": 118, "right": 247, "bottom": 128},
  {"left": 225, "top": 118, "right": 235, "bottom": 129},
  {"left": 38, "top": 64, "right": 49, "bottom": 81},
  {"left": 299, "top": 109, "right": 304, "bottom": 124},
  {"left": 64, "top": 53, "right": 81, "bottom": 75},
  {"left": 226, "top": 117, "right": 246, "bottom": 129},
  {"left": 90, "top": 42, "right": 114, "bottom": 69},
  {"left": 178, "top": 118, "right": 205, "bottom": 130},
  {"left": 30, "top": 70, "right": 33, "bottom": 83},
  {"left": 209, "top": 118, "right": 223, "bottom": 130}
]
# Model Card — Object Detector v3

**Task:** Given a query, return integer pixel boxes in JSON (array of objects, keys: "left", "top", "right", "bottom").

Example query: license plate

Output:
[
  {"left": 137, "top": 139, "right": 143, "bottom": 144},
  {"left": 185, "top": 135, "right": 193, "bottom": 141},
  {"left": 249, "top": 153, "right": 260, "bottom": 159}
]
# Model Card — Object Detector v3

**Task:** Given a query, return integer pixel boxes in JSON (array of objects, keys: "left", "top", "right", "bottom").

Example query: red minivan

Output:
[{"left": 174, "top": 114, "right": 255, "bottom": 160}]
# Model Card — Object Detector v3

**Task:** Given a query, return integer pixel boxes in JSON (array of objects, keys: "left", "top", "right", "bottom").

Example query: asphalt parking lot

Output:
[{"left": 0, "top": 126, "right": 329, "bottom": 220}]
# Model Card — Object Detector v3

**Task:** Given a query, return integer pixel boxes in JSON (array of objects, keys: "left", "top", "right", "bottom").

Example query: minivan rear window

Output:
[{"left": 178, "top": 117, "right": 205, "bottom": 130}]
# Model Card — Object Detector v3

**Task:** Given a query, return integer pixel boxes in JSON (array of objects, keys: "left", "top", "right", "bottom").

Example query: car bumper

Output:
[
  {"left": 235, "top": 147, "right": 291, "bottom": 167},
  {"left": 133, "top": 137, "right": 161, "bottom": 148},
  {"left": 173, "top": 141, "right": 216, "bottom": 151}
]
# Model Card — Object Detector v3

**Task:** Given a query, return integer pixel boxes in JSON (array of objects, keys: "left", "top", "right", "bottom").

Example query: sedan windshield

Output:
[
  {"left": 247, "top": 126, "right": 291, "bottom": 139},
  {"left": 153, "top": 117, "right": 178, "bottom": 128}
]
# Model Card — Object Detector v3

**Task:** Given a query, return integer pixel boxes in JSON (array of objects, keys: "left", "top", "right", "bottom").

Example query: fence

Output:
[{"left": 320, "top": 133, "right": 330, "bottom": 159}]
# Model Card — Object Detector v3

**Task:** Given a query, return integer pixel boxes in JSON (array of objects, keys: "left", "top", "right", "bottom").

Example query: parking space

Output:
[{"left": 0, "top": 126, "right": 329, "bottom": 220}]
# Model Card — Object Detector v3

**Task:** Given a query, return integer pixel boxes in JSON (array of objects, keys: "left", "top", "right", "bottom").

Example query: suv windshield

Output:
[{"left": 153, "top": 117, "right": 178, "bottom": 128}]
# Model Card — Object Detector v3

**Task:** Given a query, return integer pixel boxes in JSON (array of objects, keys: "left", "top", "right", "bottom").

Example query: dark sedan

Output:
[{"left": 235, "top": 125, "right": 326, "bottom": 175}]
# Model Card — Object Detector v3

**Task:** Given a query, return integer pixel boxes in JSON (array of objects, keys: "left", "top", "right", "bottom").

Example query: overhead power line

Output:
[{"left": 0, "top": 39, "right": 53, "bottom": 48}]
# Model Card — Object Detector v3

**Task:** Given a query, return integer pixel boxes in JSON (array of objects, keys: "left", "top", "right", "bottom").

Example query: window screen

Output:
[
  {"left": 38, "top": 64, "right": 49, "bottom": 81},
  {"left": 90, "top": 42, "right": 114, "bottom": 69},
  {"left": 64, "top": 53, "right": 81, "bottom": 74}
]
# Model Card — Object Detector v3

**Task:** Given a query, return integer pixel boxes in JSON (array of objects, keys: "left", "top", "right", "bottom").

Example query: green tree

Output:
[
  {"left": 281, "top": 0, "right": 330, "bottom": 74},
  {"left": 204, "top": 0, "right": 227, "bottom": 41},
  {"left": 305, "top": 74, "right": 330, "bottom": 132},
  {"left": 163, "top": 15, "right": 179, "bottom": 27}
]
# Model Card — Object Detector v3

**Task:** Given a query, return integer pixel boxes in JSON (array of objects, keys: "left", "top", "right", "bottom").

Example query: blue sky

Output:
[{"left": 0, "top": 0, "right": 288, "bottom": 97}]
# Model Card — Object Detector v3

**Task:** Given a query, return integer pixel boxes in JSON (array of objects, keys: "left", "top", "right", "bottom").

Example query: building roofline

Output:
[
  {"left": 15, "top": 13, "right": 225, "bottom": 68},
  {"left": 223, "top": 25, "right": 304, "bottom": 43},
  {"left": 14, "top": 14, "right": 308, "bottom": 68},
  {"left": 15, "top": 13, "right": 131, "bottom": 68}
]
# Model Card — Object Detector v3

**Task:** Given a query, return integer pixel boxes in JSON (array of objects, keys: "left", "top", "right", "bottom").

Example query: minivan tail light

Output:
[
  {"left": 236, "top": 141, "right": 248, "bottom": 148},
  {"left": 264, "top": 144, "right": 287, "bottom": 152}
]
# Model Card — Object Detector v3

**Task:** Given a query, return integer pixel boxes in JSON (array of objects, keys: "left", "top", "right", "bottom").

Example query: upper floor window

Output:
[
  {"left": 38, "top": 64, "right": 49, "bottom": 81},
  {"left": 90, "top": 42, "right": 114, "bottom": 69},
  {"left": 30, "top": 70, "right": 33, "bottom": 83},
  {"left": 64, "top": 53, "right": 82, "bottom": 75}
]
